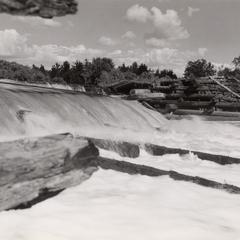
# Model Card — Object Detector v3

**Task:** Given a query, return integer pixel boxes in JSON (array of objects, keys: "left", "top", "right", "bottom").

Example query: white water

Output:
[
  {"left": 100, "top": 149, "right": 240, "bottom": 187},
  {"left": 0, "top": 83, "right": 166, "bottom": 142},
  {"left": 1, "top": 83, "right": 240, "bottom": 239},
  {"left": 0, "top": 170, "right": 240, "bottom": 240},
  {"left": 1, "top": 83, "right": 240, "bottom": 158}
]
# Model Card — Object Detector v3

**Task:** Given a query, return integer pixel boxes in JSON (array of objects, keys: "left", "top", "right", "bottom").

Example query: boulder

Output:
[
  {"left": 0, "top": 133, "right": 98, "bottom": 211},
  {"left": 89, "top": 138, "right": 140, "bottom": 158}
]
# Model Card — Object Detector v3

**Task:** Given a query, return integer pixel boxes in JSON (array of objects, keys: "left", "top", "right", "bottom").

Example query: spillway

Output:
[{"left": 0, "top": 81, "right": 166, "bottom": 141}]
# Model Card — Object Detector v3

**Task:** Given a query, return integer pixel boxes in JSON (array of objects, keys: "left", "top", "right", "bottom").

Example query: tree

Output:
[
  {"left": 130, "top": 62, "right": 139, "bottom": 75},
  {"left": 49, "top": 62, "right": 61, "bottom": 78},
  {"left": 39, "top": 64, "right": 46, "bottom": 74},
  {"left": 137, "top": 63, "right": 149, "bottom": 75},
  {"left": 218, "top": 66, "right": 233, "bottom": 78},
  {"left": 233, "top": 56, "right": 240, "bottom": 69},
  {"left": 155, "top": 69, "right": 177, "bottom": 79},
  {"left": 184, "top": 59, "right": 216, "bottom": 78},
  {"left": 98, "top": 69, "right": 125, "bottom": 86},
  {"left": 118, "top": 63, "right": 129, "bottom": 72},
  {"left": 90, "top": 57, "right": 115, "bottom": 85},
  {"left": 70, "top": 60, "right": 85, "bottom": 85}
]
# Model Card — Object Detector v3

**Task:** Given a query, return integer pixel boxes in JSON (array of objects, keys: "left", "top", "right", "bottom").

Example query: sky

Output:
[{"left": 0, "top": 0, "right": 240, "bottom": 75}]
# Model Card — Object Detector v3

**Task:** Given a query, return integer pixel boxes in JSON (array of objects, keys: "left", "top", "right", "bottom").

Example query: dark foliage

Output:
[
  {"left": 0, "top": 58, "right": 178, "bottom": 87},
  {"left": 184, "top": 59, "right": 216, "bottom": 78},
  {"left": 155, "top": 69, "right": 177, "bottom": 79}
]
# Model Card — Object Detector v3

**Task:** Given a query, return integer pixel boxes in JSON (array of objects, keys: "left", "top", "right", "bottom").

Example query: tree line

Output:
[
  {"left": 0, "top": 58, "right": 177, "bottom": 86},
  {"left": 0, "top": 55, "right": 240, "bottom": 87}
]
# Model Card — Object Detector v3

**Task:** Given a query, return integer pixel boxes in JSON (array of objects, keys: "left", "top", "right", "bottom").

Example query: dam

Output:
[{"left": 0, "top": 80, "right": 167, "bottom": 142}]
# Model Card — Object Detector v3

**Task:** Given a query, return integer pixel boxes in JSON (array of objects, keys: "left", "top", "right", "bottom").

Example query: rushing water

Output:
[
  {"left": 1, "top": 82, "right": 240, "bottom": 240},
  {"left": 0, "top": 82, "right": 240, "bottom": 157},
  {"left": 0, "top": 82, "right": 166, "bottom": 141}
]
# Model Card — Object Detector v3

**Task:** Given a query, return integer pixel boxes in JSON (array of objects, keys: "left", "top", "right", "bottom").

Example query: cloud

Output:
[
  {"left": 187, "top": 7, "right": 200, "bottom": 17},
  {"left": 29, "top": 44, "right": 103, "bottom": 67},
  {"left": 144, "top": 48, "right": 194, "bottom": 74},
  {"left": 0, "top": 29, "right": 29, "bottom": 57},
  {"left": 122, "top": 31, "right": 136, "bottom": 39},
  {"left": 98, "top": 36, "right": 117, "bottom": 46},
  {"left": 126, "top": 4, "right": 151, "bottom": 22},
  {"left": 0, "top": 29, "right": 103, "bottom": 68},
  {"left": 198, "top": 48, "right": 208, "bottom": 57},
  {"left": 109, "top": 50, "right": 122, "bottom": 55},
  {"left": 15, "top": 16, "right": 61, "bottom": 27},
  {"left": 198, "top": 47, "right": 208, "bottom": 57},
  {"left": 213, "top": 62, "right": 233, "bottom": 71},
  {"left": 145, "top": 38, "right": 169, "bottom": 47},
  {"left": 106, "top": 47, "right": 203, "bottom": 76},
  {"left": 126, "top": 5, "right": 190, "bottom": 47},
  {"left": 150, "top": 7, "right": 190, "bottom": 40},
  {"left": 0, "top": 29, "right": 206, "bottom": 75}
]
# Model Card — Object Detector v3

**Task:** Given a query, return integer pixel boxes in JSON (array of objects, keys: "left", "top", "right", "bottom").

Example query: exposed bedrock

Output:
[
  {"left": 1, "top": 134, "right": 240, "bottom": 212},
  {"left": 0, "top": 133, "right": 98, "bottom": 211},
  {"left": 97, "top": 157, "right": 240, "bottom": 194},
  {"left": 88, "top": 138, "right": 240, "bottom": 165},
  {"left": 0, "top": 0, "right": 78, "bottom": 18},
  {"left": 88, "top": 138, "right": 140, "bottom": 158},
  {"left": 145, "top": 144, "right": 240, "bottom": 165}
]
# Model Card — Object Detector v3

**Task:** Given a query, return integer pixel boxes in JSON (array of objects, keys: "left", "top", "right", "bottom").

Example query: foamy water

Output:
[
  {"left": 1, "top": 170, "right": 240, "bottom": 240},
  {"left": 1, "top": 83, "right": 240, "bottom": 158},
  {"left": 1, "top": 83, "right": 240, "bottom": 240},
  {"left": 0, "top": 83, "right": 166, "bottom": 142}
]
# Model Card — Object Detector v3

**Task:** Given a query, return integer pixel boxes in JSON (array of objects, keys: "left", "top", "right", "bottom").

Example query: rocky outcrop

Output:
[
  {"left": 0, "top": 133, "right": 98, "bottom": 211},
  {"left": 1, "top": 134, "right": 240, "bottom": 211},
  {"left": 0, "top": 0, "right": 78, "bottom": 18},
  {"left": 145, "top": 144, "right": 240, "bottom": 165},
  {"left": 89, "top": 138, "right": 140, "bottom": 158},
  {"left": 98, "top": 157, "right": 240, "bottom": 194}
]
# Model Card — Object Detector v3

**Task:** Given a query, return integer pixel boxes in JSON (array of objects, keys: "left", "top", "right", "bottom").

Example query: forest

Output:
[{"left": 0, "top": 56, "right": 240, "bottom": 87}]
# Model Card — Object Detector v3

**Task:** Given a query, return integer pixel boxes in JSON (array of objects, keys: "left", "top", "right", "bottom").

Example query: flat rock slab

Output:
[
  {"left": 0, "top": 0, "right": 78, "bottom": 18},
  {"left": 89, "top": 138, "right": 140, "bottom": 158},
  {"left": 98, "top": 157, "right": 240, "bottom": 194},
  {"left": 0, "top": 133, "right": 98, "bottom": 211},
  {"left": 1, "top": 133, "right": 240, "bottom": 212},
  {"left": 145, "top": 144, "right": 240, "bottom": 165}
]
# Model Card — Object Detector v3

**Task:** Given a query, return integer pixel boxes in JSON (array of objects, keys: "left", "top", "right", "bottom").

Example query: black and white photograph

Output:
[{"left": 0, "top": 0, "right": 240, "bottom": 239}]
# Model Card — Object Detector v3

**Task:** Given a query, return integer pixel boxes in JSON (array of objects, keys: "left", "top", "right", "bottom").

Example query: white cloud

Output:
[
  {"left": 126, "top": 4, "right": 151, "bottom": 22},
  {"left": 150, "top": 7, "right": 190, "bottom": 40},
  {"left": 0, "top": 29, "right": 206, "bottom": 76},
  {"left": 99, "top": 36, "right": 117, "bottom": 46},
  {"left": 122, "top": 31, "right": 136, "bottom": 40},
  {"left": 188, "top": 7, "right": 200, "bottom": 17},
  {"left": 126, "top": 5, "right": 190, "bottom": 47},
  {"left": 106, "top": 47, "right": 202, "bottom": 76},
  {"left": 15, "top": 16, "right": 61, "bottom": 27},
  {"left": 110, "top": 50, "right": 122, "bottom": 55},
  {"left": 145, "top": 38, "right": 169, "bottom": 48},
  {"left": 198, "top": 47, "right": 208, "bottom": 57},
  {"left": 213, "top": 62, "right": 233, "bottom": 71},
  {"left": 29, "top": 44, "right": 103, "bottom": 67},
  {"left": 0, "top": 29, "right": 103, "bottom": 68},
  {"left": 0, "top": 29, "right": 29, "bottom": 57}
]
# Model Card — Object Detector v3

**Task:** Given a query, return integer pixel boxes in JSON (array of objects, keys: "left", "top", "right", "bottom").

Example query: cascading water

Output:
[
  {"left": 1, "top": 81, "right": 240, "bottom": 240},
  {"left": 0, "top": 82, "right": 167, "bottom": 142},
  {"left": 1, "top": 81, "right": 240, "bottom": 157}
]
